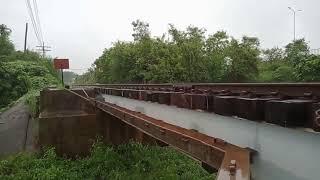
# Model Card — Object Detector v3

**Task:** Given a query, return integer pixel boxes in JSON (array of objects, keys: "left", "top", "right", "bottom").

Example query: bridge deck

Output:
[{"left": 103, "top": 94, "right": 320, "bottom": 180}]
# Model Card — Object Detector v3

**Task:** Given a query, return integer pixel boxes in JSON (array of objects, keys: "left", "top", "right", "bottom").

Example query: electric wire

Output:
[
  {"left": 25, "top": 0, "right": 42, "bottom": 45},
  {"left": 26, "top": 0, "right": 41, "bottom": 45},
  {"left": 33, "top": 0, "right": 43, "bottom": 43}
]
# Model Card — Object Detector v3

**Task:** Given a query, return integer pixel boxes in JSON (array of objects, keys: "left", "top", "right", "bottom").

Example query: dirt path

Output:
[{"left": 0, "top": 102, "right": 32, "bottom": 155}]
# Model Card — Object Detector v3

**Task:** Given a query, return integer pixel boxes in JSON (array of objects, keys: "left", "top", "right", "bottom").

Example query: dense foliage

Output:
[
  {"left": 0, "top": 24, "right": 59, "bottom": 109},
  {"left": 75, "top": 20, "right": 320, "bottom": 84},
  {"left": 0, "top": 142, "right": 214, "bottom": 180}
]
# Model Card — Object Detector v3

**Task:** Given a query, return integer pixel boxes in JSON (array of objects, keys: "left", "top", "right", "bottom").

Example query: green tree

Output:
[
  {"left": 0, "top": 24, "right": 14, "bottom": 58},
  {"left": 132, "top": 20, "right": 150, "bottom": 41},
  {"left": 285, "top": 38, "right": 309, "bottom": 66},
  {"left": 0, "top": 24, "right": 59, "bottom": 108},
  {"left": 263, "top": 47, "right": 284, "bottom": 62},
  {"left": 168, "top": 25, "right": 207, "bottom": 82},
  {"left": 224, "top": 36, "right": 260, "bottom": 82},
  {"left": 79, "top": 21, "right": 320, "bottom": 84},
  {"left": 295, "top": 54, "right": 320, "bottom": 81},
  {"left": 205, "top": 31, "right": 230, "bottom": 82}
]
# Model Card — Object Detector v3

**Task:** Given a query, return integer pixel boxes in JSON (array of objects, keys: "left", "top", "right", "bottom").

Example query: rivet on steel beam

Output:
[
  {"left": 304, "top": 92, "right": 313, "bottom": 98},
  {"left": 181, "top": 138, "right": 189, "bottom": 143},
  {"left": 144, "top": 122, "right": 149, "bottom": 127},
  {"left": 159, "top": 128, "right": 166, "bottom": 135},
  {"left": 220, "top": 89, "right": 229, "bottom": 94},
  {"left": 229, "top": 160, "right": 237, "bottom": 176},
  {"left": 240, "top": 90, "right": 250, "bottom": 96},
  {"left": 270, "top": 91, "right": 278, "bottom": 96}
]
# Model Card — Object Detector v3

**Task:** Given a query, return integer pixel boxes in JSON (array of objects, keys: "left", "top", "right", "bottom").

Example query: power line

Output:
[
  {"left": 25, "top": 0, "right": 51, "bottom": 57},
  {"left": 25, "top": 0, "right": 42, "bottom": 45},
  {"left": 33, "top": 0, "right": 43, "bottom": 43},
  {"left": 26, "top": 0, "right": 39, "bottom": 43},
  {"left": 26, "top": 0, "right": 40, "bottom": 42}
]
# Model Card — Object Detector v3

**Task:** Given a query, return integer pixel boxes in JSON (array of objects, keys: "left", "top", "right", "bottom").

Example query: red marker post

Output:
[{"left": 53, "top": 58, "right": 69, "bottom": 86}]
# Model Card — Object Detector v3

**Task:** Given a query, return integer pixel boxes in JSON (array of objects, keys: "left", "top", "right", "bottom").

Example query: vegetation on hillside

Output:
[
  {"left": 75, "top": 20, "right": 320, "bottom": 84},
  {"left": 0, "top": 142, "right": 214, "bottom": 180},
  {"left": 0, "top": 24, "right": 60, "bottom": 109},
  {"left": 0, "top": 24, "right": 215, "bottom": 179}
]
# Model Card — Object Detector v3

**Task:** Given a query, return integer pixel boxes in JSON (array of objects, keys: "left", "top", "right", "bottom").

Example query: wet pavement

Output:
[{"left": 0, "top": 102, "right": 32, "bottom": 155}]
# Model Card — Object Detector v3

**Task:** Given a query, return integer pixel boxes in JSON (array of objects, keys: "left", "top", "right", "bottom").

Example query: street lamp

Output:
[{"left": 288, "top": 7, "right": 302, "bottom": 41}]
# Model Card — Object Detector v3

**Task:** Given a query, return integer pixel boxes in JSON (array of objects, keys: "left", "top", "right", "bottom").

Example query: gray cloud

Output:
[{"left": 1, "top": 0, "right": 319, "bottom": 74}]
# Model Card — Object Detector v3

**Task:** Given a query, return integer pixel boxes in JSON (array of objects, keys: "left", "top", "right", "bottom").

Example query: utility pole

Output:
[
  {"left": 61, "top": 69, "right": 64, "bottom": 85},
  {"left": 36, "top": 42, "right": 51, "bottom": 57},
  {"left": 24, "top": 23, "right": 28, "bottom": 52},
  {"left": 288, "top": 7, "right": 302, "bottom": 41}
]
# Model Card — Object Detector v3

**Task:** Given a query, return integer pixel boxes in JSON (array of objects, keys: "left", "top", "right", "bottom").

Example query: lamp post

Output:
[{"left": 288, "top": 7, "right": 302, "bottom": 41}]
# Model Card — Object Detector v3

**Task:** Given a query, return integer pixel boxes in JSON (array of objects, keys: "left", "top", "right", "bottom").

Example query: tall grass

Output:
[{"left": 0, "top": 142, "right": 214, "bottom": 180}]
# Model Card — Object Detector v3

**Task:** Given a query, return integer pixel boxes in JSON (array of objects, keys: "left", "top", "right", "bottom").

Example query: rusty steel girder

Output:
[
  {"left": 95, "top": 100, "right": 250, "bottom": 180},
  {"left": 68, "top": 90, "right": 251, "bottom": 180}
]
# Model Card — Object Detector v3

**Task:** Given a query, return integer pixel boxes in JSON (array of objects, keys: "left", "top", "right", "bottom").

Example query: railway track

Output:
[
  {"left": 41, "top": 85, "right": 320, "bottom": 180},
  {"left": 74, "top": 83, "right": 320, "bottom": 132}
]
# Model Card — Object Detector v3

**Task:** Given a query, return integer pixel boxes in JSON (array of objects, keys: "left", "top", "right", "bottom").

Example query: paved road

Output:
[{"left": 0, "top": 102, "right": 31, "bottom": 155}]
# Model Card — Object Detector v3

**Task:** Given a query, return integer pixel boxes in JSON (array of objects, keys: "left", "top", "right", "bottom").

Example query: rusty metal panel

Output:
[
  {"left": 111, "top": 89, "right": 122, "bottom": 96},
  {"left": 235, "top": 97, "right": 279, "bottom": 121},
  {"left": 140, "top": 90, "right": 153, "bottom": 101},
  {"left": 214, "top": 96, "right": 238, "bottom": 116},
  {"left": 151, "top": 92, "right": 159, "bottom": 102},
  {"left": 170, "top": 93, "right": 191, "bottom": 109},
  {"left": 157, "top": 92, "right": 171, "bottom": 105},
  {"left": 190, "top": 94, "right": 208, "bottom": 110},
  {"left": 39, "top": 114, "right": 98, "bottom": 157},
  {"left": 265, "top": 99, "right": 315, "bottom": 127}
]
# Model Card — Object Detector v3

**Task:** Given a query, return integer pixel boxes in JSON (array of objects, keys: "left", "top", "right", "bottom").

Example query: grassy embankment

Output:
[{"left": 0, "top": 141, "right": 214, "bottom": 179}]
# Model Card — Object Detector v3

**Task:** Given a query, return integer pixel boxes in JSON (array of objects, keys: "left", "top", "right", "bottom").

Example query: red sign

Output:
[{"left": 54, "top": 58, "right": 69, "bottom": 69}]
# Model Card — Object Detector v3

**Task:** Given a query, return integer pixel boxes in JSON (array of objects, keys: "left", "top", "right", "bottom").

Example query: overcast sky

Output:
[{"left": 1, "top": 0, "right": 319, "bottom": 74}]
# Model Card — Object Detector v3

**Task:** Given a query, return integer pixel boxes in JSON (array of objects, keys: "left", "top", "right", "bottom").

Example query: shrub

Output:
[{"left": 0, "top": 142, "right": 214, "bottom": 180}]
